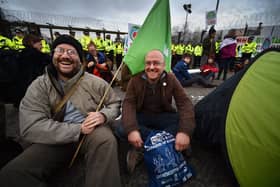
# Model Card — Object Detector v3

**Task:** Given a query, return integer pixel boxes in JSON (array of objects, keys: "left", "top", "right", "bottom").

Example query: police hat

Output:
[
  {"left": 248, "top": 36, "right": 254, "bottom": 41},
  {"left": 15, "top": 28, "right": 23, "bottom": 33}
]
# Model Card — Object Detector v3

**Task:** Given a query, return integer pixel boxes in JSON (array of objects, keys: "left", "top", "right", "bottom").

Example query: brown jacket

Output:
[{"left": 122, "top": 71, "right": 195, "bottom": 136}]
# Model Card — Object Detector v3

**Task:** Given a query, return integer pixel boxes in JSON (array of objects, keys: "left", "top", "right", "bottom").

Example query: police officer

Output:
[
  {"left": 0, "top": 32, "right": 14, "bottom": 50},
  {"left": 69, "top": 30, "right": 76, "bottom": 39},
  {"left": 241, "top": 36, "right": 257, "bottom": 62},
  {"left": 54, "top": 32, "right": 61, "bottom": 39},
  {"left": 12, "top": 29, "right": 25, "bottom": 51},
  {"left": 174, "top": 43, "right": 185, "bottom": 67},
  {"left": 185, "top": 42, "right": 194, "bottom": 56},
  {"left": 80, "top": 30, "right": 93, "bottom": 52},
  {"left": 104, "top": 34, "right": 114, "bottom": 62},
  {"left": 41, "top": 38, "right": 51, "bottom": 54},
  {"left": 93, "top": 32, "right": 105, "bottom": 53},
  {"left": 193, "top": 43, "right": 203, "bottom": 68},
  {"left": 114, "top": 38, "right": 124, "bottom": 69}
]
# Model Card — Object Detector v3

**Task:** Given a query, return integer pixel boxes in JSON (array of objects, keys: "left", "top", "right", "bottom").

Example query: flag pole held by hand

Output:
[{"left": 68, "top": 62, "right": 124, "bottom": 168}]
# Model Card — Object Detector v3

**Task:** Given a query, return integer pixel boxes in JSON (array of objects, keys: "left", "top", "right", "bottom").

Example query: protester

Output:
[
  {"left": 217, "top": 29, "right": 237, "bottom": 80},
  {"left": 200, "top": 56, "right": 219, "bottom": 80},
  {"left": 16, "top": 34, "right": 51, "bottom": 106},
  {"left": 120, "top": 63, "right": 132, "bottom": 91},
  {"left": 0, "top": 35, "right": 122, "bottom": 187},
  {"left": 200, "top": 26, "right": 216, "bottom": 65},
  {"left": 117, "top": 49, "right": 195, "bottom": 174},
  {"left": 85, "top": 42, "right": 113, "bottom": 83},
  {"left": 173, "top": 53, "right": 216, "bottom": 88},
  {"left": 234, "top": 58, "right": 250, "bottom": 73}
]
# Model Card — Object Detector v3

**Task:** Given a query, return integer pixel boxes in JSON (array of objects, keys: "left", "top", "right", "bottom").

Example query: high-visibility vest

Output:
[
  {"left": 114, "top": 43, "right": 124, "bottom": 56},
  {"left": 0, "top": 35, "right": 14, "bottom": 50},
  {"left": 93, "top": 37, "right": 104, "bottom": 51},
  {"left": 185, "top": 44, "right": 194, "bottom": 55},
  {"left": 171, "top": 44, "right": 176, "bottom": 55},
  {"left": 80, "top": 35, "right": 92, "bottom": 51},
  {"left": 241, "top": 42, "right": 257, "bottom": 54},
  {"left": 12, "top": 36, "right": 25, "bottom": 51},
  {"left": 215, "top": 41, "right": 221, "bottom": 54},
  {"left": 41, "top": 39, "right": 50, "bottom": 54},
  {"left": 194, "top": 45, "right": 203, "bottom": 56},
  {"left": 175, "top": 44, "right": 185, "bottom": 55},
  {"left": 104, "top": 39, "right": 114, "bottom": 54}
]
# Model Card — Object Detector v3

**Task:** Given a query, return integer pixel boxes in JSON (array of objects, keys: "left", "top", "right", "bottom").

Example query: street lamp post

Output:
[{"left": 182, "top": 4, "right": 192, "bottom": 43}]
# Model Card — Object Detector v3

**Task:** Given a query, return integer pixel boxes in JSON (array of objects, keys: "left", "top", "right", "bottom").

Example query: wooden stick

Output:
[{"left": 68, "top": 62, "right": 124, "bottom": 168}]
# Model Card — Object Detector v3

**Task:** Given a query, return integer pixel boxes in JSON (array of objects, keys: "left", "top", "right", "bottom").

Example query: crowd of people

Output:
[
  {"left": 0, "top": 26, "right": 259, "bottom": 186},
  {"left": 171, "top": 26, "right": 258, "bottom": 82},
  {"left": 1, "top": 26, "right": 258, "bottom": 88},
  {"left": 0, "top": 29, "right": 125, "bottom": 101}
]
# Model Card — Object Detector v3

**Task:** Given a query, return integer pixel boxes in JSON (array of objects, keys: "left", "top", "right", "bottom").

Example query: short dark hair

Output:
[
  {"left": 182, "top": 53, "right": 192, "bottom": 60},
  {"left": 22, "top": 34, "right": 41, "bottom": 48}
]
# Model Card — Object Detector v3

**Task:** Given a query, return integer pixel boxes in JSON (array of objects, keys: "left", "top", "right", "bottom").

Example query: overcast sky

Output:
[{"left": 2, "top": 0, "right": 280, "bottom": 32}]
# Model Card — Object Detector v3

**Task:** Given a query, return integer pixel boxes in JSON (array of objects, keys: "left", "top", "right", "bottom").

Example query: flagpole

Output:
[{"left": 68, "top": 61, "right": 124, "bottom": 168}]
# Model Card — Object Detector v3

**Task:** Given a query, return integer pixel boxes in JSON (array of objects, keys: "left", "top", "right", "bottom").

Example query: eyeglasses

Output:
[
  {"left": 54, "top": 47, "right": 77, "bottom": 56},
  {"left": 145, "top": 61, "right": 163, "bottom": 66}
]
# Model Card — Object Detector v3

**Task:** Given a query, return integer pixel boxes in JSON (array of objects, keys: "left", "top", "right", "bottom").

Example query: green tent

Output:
[
  {"left": 226, "top": 49, "right": 280, "bottom": 186},
  {"left": 195, "top": 48, "right": 280, "bottom": 186}
]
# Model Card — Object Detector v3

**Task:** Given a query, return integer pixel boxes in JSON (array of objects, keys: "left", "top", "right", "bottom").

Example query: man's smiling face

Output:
[
  {"left": 53, "top": 43, "right": 81, "bottom": 80},
  {"left": 144, "top": 50, "right": 165, "bottom": 83}
]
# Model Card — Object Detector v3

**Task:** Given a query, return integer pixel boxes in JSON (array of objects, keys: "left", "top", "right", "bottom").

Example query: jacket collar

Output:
[{"left": 141, "top": 71, "right": 167, "bottom": 84}]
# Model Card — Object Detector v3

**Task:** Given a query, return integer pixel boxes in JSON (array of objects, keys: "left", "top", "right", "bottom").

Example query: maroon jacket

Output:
[{"left": 122, "top": 71, "right": 195, "bottom": 136}]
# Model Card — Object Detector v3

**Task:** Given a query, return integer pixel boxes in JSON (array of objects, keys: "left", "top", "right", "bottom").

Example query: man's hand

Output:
[
  {"left": 81, "top": 112, "right": 105, "bottom": 134},
  {"left": 175, "top": 132, "right": 190, "bottom": 151},
  {"left": 128, "top": 130, "right": 143, "bottom": 149}
]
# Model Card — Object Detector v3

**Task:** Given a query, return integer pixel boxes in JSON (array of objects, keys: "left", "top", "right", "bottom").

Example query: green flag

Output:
[{"left": 124, "top": 0, "right": 171, "bottom": 75}]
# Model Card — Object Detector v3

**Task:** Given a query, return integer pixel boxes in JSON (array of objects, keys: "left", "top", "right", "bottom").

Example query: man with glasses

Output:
[
  {"left": 0, "top": 35, "right": 122, "bottom": 187},
  {"left": 118, "top": 49, "right": 195, "bottom": 174}
]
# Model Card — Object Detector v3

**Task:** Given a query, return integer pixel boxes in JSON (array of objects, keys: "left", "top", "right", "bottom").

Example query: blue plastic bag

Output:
[{"left": 144, "top": 131, "right": 193, "bottom": 187}]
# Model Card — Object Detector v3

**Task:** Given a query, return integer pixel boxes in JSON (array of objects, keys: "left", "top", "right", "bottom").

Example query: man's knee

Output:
[{"left": 86, "top": 125, "right": 117, "bottom": 148}]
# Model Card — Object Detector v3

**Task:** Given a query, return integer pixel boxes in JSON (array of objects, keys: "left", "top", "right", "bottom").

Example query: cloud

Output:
[{"left": 2, "top": 0, "right": 279, "bottom": 33}]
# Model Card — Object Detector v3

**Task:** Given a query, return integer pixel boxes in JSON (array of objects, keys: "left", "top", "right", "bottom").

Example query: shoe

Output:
[{"left": 126, "top": 148, "right": 144, "bottom": 174}]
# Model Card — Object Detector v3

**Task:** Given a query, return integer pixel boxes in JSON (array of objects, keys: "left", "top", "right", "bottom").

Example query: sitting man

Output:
[
  {"left": 0, "top": 35, "right": 122, "bottom": 187},
  {"left": 119, "top": 49, "right": 195, "bottom": 173},
  {"left": 173, "top": 53, "right": 216, "bottom": 88}
]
